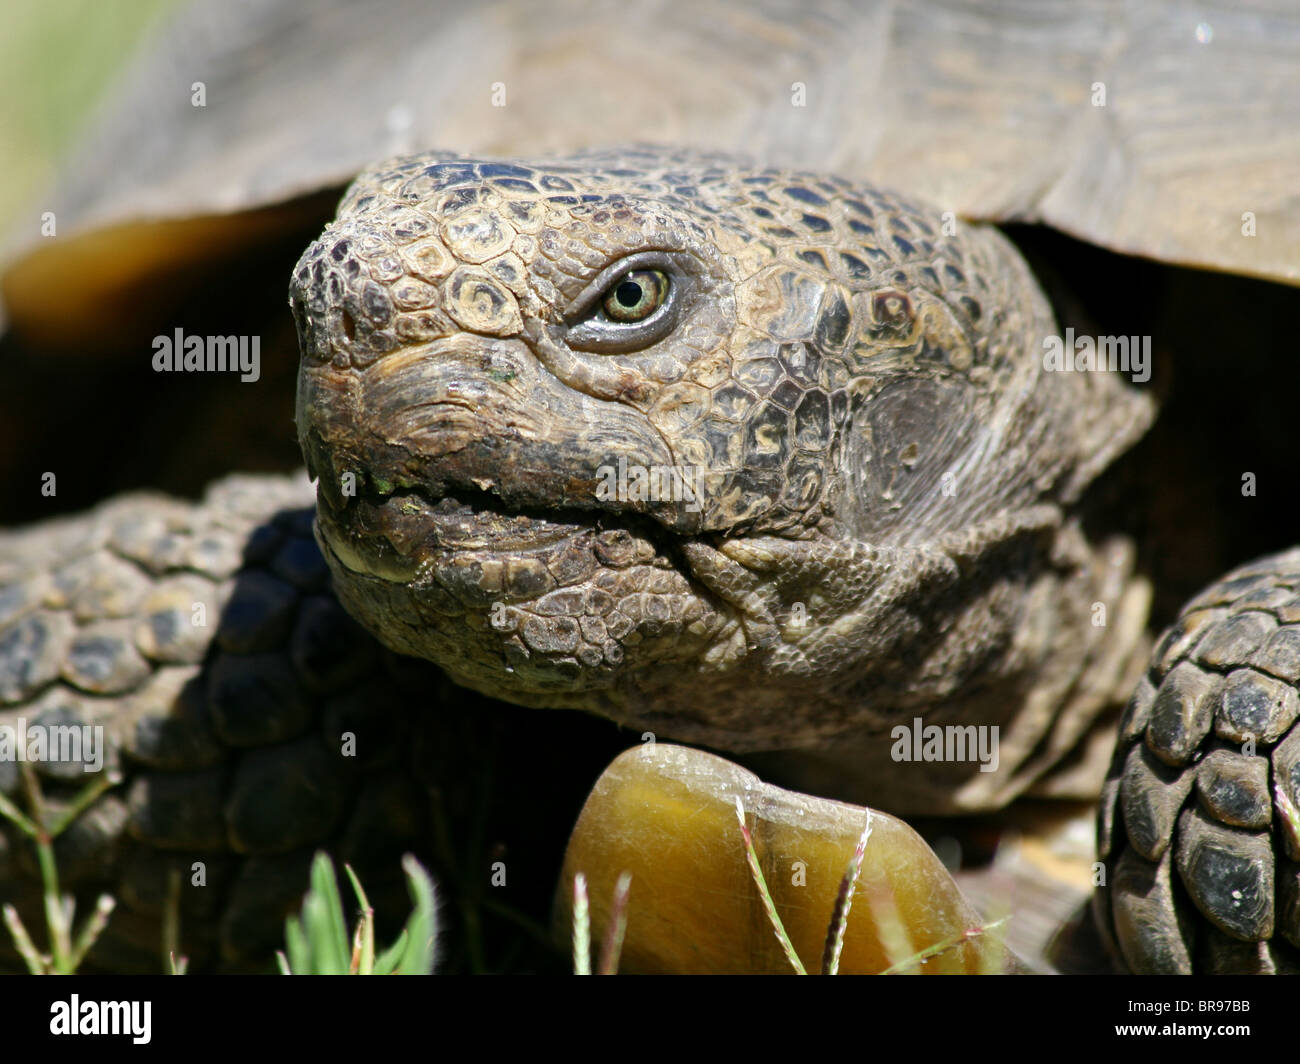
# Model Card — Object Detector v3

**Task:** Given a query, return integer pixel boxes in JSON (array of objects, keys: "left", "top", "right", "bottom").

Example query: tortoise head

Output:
[{"left": 290, "top": 148, "right": 1151, "bottom": 770}]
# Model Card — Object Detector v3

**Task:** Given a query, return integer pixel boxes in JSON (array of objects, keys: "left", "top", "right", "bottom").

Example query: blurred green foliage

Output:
[{"left": 0, "top": 0, "right": 180, "bottom": 233}]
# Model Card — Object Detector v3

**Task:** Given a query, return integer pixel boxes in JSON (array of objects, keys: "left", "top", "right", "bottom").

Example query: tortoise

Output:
[{"left": 1, "top": 0, "right": 1299, "bottom": 974}]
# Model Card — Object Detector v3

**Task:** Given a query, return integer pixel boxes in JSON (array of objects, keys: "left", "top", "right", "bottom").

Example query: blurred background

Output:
[{"left": 0, "top": 1, "right": 178, "bottom": 234}]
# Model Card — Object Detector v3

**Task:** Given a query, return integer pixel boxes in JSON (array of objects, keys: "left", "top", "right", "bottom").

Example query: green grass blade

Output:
[
  {"left": 735, "top": 796, "right": 806, "bottom": 974},
  {"left": 283, "top": 913, "right": 310, "bottom": 975},
  {"left": 344, "top": 864, "right": 374, "bottom": 974},
  {"left": 68, "top": 893, "right": 116, "bottom": 971},
  {"left": 395, "top": 854, "right": 438, "bottom": 975},
  {"left": 571, "top": 873, "right": 591, "bottom": 975},
  {"left": 822, "top": 811, "right": 873, "bottom": 975},
  {"left": 0, "top": 788, "right": 38, "bottom": 838},
  {"left": 880, "top": 917, "right": 1008, "bottom": 975},
  {"left": 307, "top": 852, "right": 350, "bottom": 974},
  {"left": 596, "top": 872, "right": 632, "bottom": 975},
  {"left": 47, "top": 770, "right": 122, "bottom": 838},
  {"left": 3, "top": 903, "right": 47, "bottom": 974}
]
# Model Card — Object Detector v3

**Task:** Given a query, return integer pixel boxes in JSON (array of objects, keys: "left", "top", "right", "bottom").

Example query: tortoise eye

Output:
[{"left": 601, "top": 269, "right": 669, "bottom": 323}]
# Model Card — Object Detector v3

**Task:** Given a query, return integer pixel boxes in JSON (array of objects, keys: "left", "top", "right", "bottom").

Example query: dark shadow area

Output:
[
  {"left": 0, "top": 197, "right": 341, "bottom": 526},
  {"left": 1005, "top": 224, "right": 1300, "bottom": 628}
]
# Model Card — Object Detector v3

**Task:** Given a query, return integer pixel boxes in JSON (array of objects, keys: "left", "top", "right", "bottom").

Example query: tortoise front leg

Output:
[{"left": 1096, "top": 548, "right": 1300, "bottom": 973}]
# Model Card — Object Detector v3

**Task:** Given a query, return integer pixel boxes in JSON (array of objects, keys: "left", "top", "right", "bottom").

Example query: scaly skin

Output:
[
  {"left": 0, "top": 476, "right": 441, "bottom": 972},
  {"left": 292, "top": 148, "right": 1153, "bottom": 814},
  {"left": 7, "top": 150, "right": 1297, "bottom": 972},
  {"left": 1096, "top": 548, "right": 1300, "bottom": 973}
]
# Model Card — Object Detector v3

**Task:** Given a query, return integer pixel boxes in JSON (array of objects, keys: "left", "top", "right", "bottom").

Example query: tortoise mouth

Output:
[
  {"left": 314, "top": 481, "right": 597, "bottom": 585},
  {"left": 381, "top": 486, "right": 591, "bottom": 552},
  {"left": 312, "top": 476, "right": 697, "bottom": 603}
]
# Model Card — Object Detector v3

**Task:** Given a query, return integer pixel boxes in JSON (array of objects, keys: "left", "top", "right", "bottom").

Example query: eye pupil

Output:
[
  {"left": 599, "top": 268, "right": 669, "bottom": 324},
  {"left": 615, "top": 280, "right": 643, "bottom": 307}
]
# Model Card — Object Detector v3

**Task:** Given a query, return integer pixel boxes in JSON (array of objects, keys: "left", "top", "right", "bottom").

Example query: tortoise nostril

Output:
[{"left": 341, "top": 309, "right": 356, "bottom": 343}]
